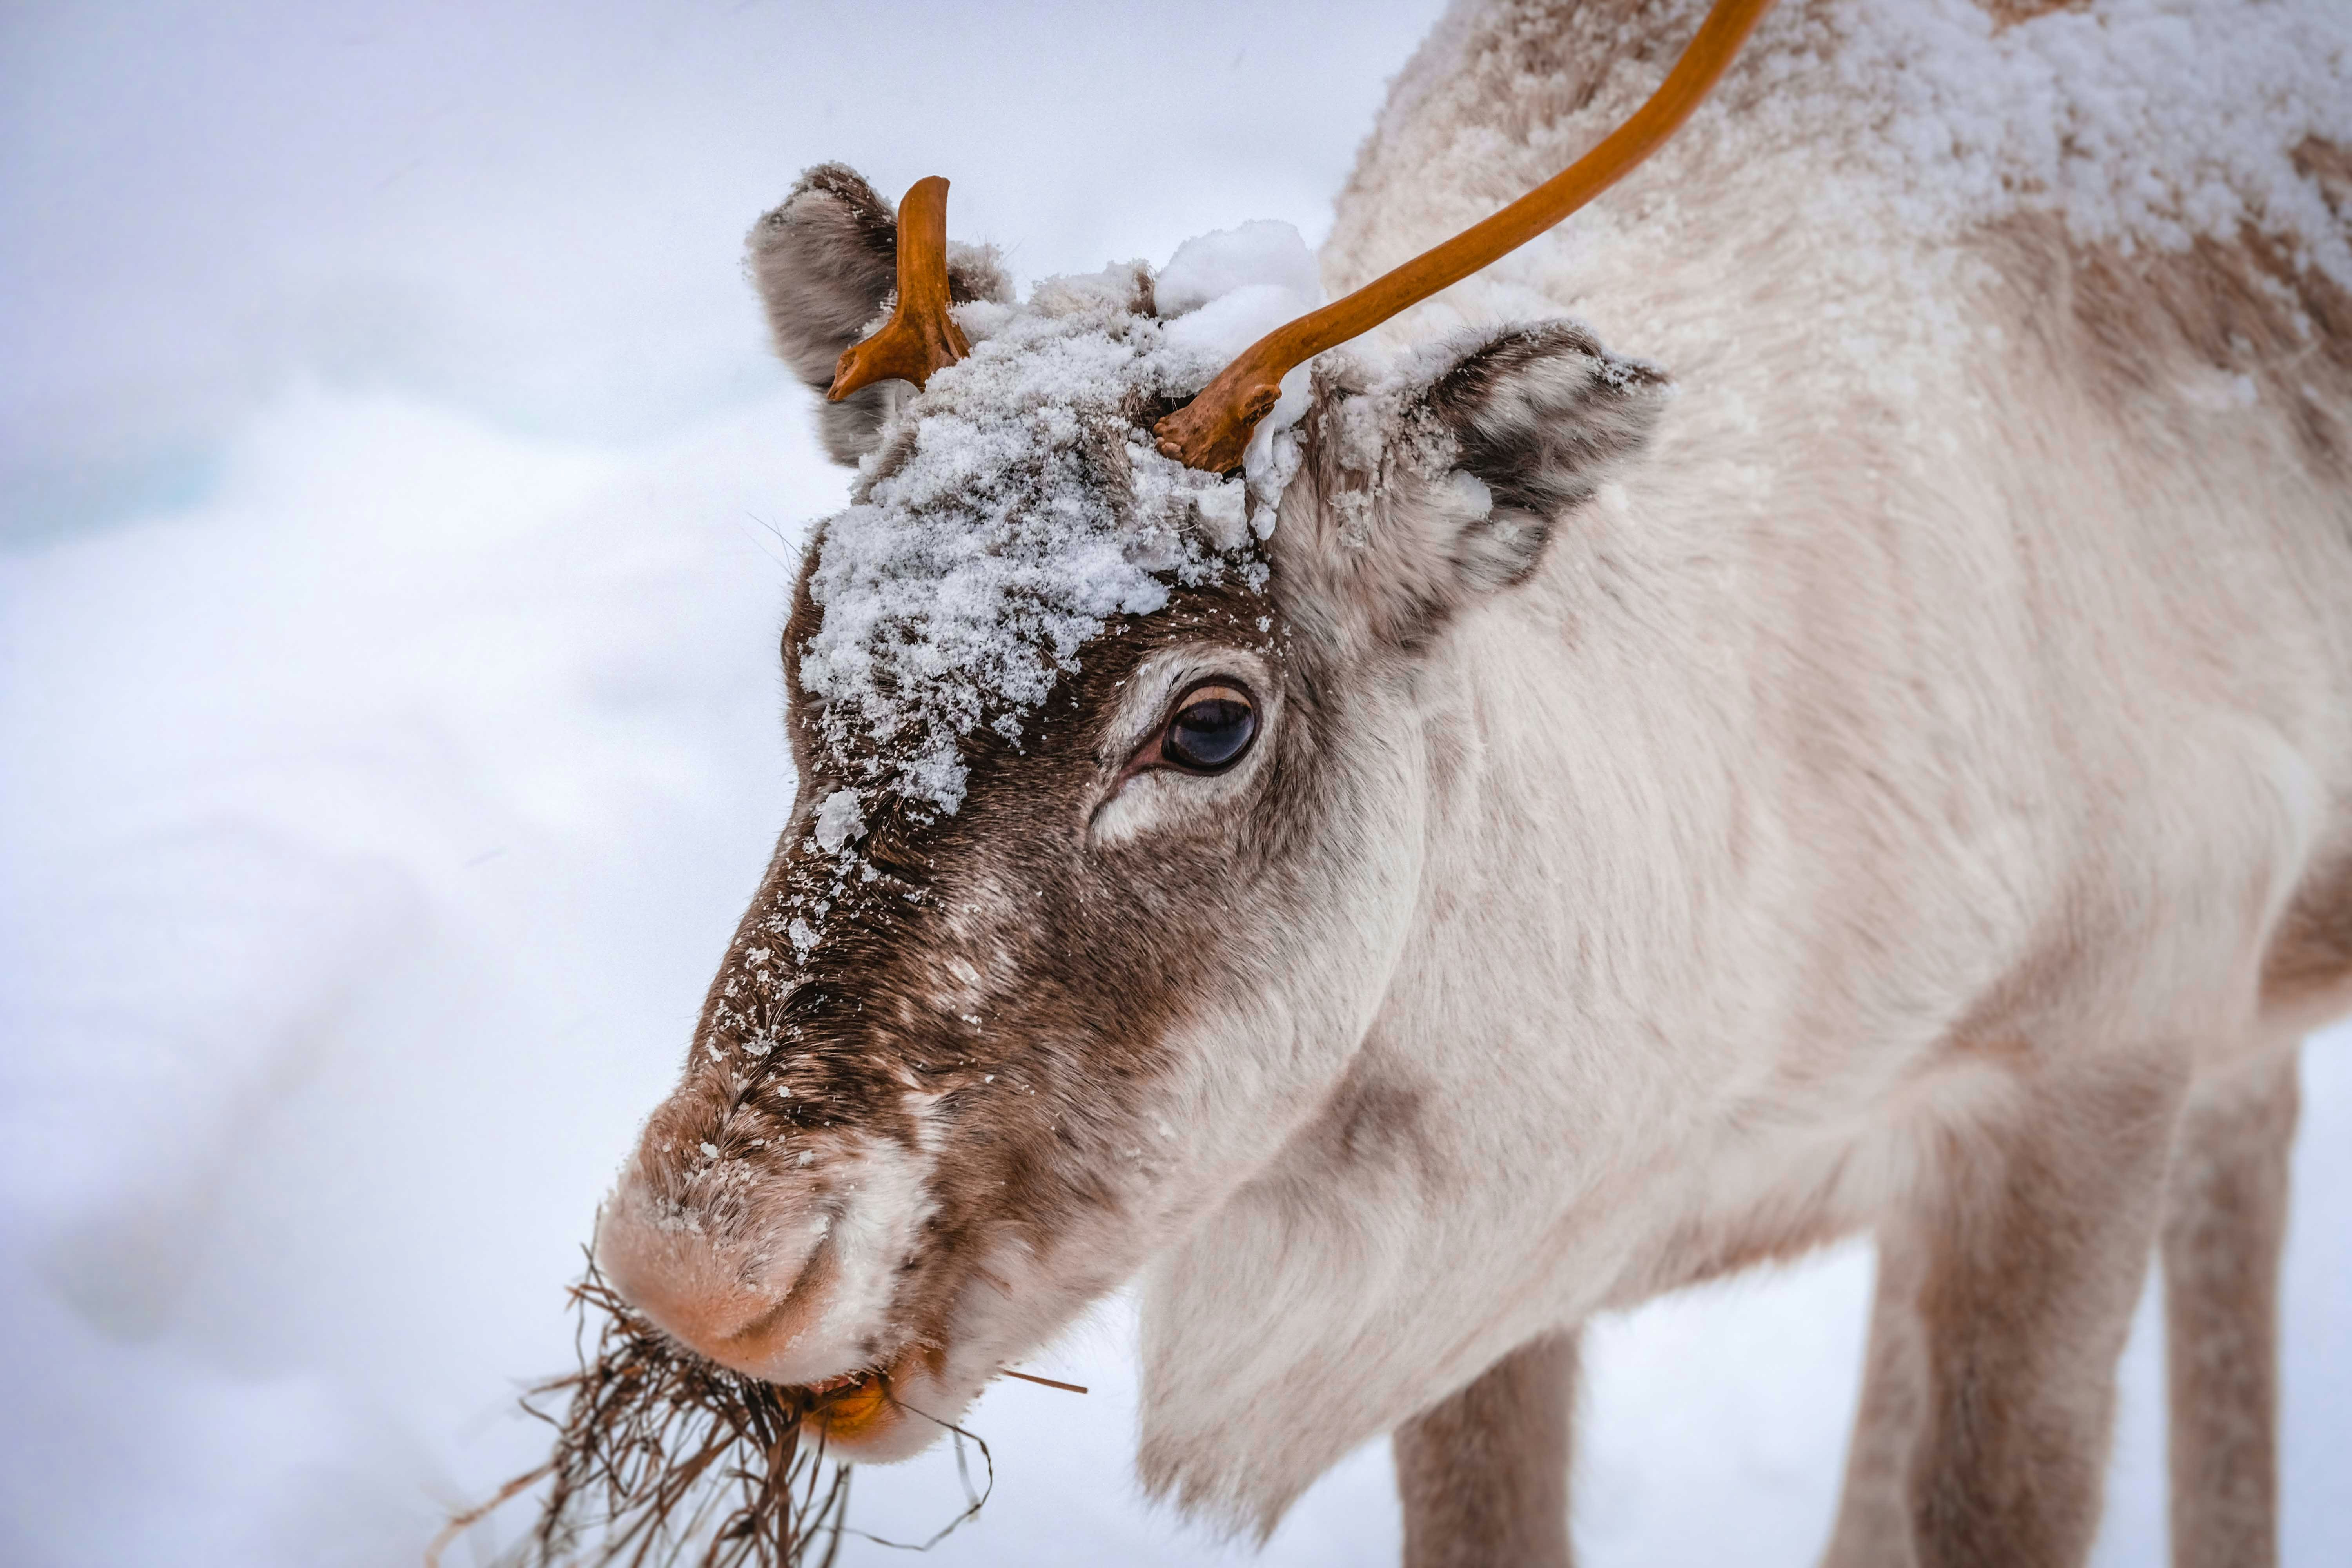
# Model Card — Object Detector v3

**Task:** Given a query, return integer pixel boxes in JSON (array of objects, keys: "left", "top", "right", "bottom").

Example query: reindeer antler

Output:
[
  {"left": 827, "top": 176, "right": 969, "bottom": 401},
  {"left": 1153, "top": 0, "right": 1775, "bottom": 473}
]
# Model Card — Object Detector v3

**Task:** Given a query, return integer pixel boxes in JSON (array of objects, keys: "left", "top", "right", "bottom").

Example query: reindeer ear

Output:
[
  {"left": 1290, "top": 322, "right": 1664, "bottom": 644},
  {"left": 747, "top": 164, "right": 1011, "bottom": 466},
  {"left": 1410, "top": 321, "right": 1665, "bottom": 594}
]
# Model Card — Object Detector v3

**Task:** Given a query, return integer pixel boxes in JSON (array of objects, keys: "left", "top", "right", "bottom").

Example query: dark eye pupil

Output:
[{"left": 1163, "top": 695, "right": 1256, "bottom": 771}]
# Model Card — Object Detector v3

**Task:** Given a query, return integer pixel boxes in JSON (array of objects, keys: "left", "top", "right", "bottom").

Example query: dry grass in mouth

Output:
[{"left": 428, "top": 1257, "right": 995, "bottom": 1568}]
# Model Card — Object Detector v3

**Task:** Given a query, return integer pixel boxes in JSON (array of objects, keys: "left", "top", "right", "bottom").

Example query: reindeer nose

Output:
[{"left": 593, "top": 1173, "right": 854, "bottom": 1387}]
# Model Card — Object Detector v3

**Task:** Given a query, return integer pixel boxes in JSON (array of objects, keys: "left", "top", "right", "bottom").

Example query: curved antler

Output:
[
  {"left": 1153, "top": 0, "right": 1775, "bottom": 473},
  {"left": 827, "top": 176, "right": 969, "bottom": 401}
]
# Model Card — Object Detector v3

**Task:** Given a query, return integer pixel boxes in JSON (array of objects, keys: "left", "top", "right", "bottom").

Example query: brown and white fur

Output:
[{"left": 594, "top": 2, "right": 2352, "bottom": 1563}]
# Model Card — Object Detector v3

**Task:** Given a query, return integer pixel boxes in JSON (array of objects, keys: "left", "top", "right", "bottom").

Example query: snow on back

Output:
[
  {"left": 1789, "top": 0, "right": 2351, "bottom": 282},
  {"left": 798, "top": 228, "right": 1318, "bottom": 819},
  {"left": 1359, "top": 0, "right": 2352, "bottom": 426}
]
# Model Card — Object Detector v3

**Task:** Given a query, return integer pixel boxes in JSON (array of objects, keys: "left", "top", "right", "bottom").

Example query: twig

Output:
[
  {"left": 427, "top": 1464, "right": 555, "bottom": 1568},
  {"left": 996, "top": 1369, "right": 1088, "bottom": 1395}
]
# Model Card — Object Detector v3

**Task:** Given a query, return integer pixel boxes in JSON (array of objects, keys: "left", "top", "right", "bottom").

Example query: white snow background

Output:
[{"left": 2, "top": 2, "right": 2347, "bottom": 1564}]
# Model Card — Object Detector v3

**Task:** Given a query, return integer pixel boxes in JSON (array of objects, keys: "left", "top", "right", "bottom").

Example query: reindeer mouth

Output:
[
  {"left": 801, "top": 1350, "right": 1082, "bottom": 1452},
  {"left": 795, "top": 1347, "right": 958, "bottom": 1453},
  {"left": 803, "top": 1366, "right": 899, "bottom": 1442}
]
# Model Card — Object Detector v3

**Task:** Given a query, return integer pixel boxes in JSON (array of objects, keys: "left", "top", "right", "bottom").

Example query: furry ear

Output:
[
  {"left": 1288, "top": 321, "right": 1665, "bottom": 645},
  {"left": 747, "top": 165, "right": 1011, "bottom": 466},
  {"left": 1412, "top": 320, "right": 1665, "bottom": 593}
]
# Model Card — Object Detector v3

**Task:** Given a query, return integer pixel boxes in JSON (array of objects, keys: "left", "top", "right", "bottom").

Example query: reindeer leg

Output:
[
  {"left": 1824, "top": 1053, "right": 2186, "bottom": 1568},
  {"left": 1824, "top": 1243, "right": 1936, "bottom": 1568},
  {"left": 1392, "top": 1329, "right": 1577, "bottom": 1568},
  {"left": 2163, "top": 1049, "right": 2298, "bottom": 1568}
]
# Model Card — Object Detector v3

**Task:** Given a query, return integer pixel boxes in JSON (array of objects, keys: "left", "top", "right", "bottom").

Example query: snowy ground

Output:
[{"left": 3, "top": 4, "right": 2347, "bottom": 1566}]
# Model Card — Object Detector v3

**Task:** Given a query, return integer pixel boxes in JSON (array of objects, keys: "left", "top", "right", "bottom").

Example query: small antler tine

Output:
[{"left": 827, "top": 176, "right": 971, "bottom": 401}]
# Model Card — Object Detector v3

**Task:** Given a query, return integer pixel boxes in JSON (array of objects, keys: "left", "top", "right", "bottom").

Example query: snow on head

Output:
[
  {"left": 811, "top": 786, "right": 865, "bottom": 854},
  {"left": 797, "top": 230, "right": 1317, "bottom": 819},
  {"left": 1157, "top": 220, "right": 1323, "bottom": 319}
]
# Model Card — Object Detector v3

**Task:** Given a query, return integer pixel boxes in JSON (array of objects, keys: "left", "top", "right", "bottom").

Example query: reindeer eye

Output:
[{"left": 1161, "top": 684, "right": 1257, "bottom": 773}]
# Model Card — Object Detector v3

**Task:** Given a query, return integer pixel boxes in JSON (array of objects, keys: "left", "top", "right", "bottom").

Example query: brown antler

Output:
[
  {"left": 827, "top": 176, "right": 969, "bottom": 401},
  {"left": 1152, "top": 0, "right": 1775, "bottom": 473}
]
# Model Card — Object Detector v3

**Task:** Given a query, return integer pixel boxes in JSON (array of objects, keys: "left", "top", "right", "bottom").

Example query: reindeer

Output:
[{"left": 592, "top": 0, "right": 2352, "bottom": 1562}]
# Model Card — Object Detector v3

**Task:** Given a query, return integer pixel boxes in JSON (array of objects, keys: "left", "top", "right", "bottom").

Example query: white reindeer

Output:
[{"left": 593, "top": 1, "right": 2352, "bottom": 1562}]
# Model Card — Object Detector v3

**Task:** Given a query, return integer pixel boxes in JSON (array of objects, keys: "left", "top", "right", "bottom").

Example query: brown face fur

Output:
[{"left": 629, "top": 535, "right": 1305, "bottom": 1386}]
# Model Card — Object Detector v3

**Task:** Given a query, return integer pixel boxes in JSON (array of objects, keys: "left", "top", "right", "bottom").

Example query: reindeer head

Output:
[{"left": 595, "top": 0, "right": 1763, "bottom": 1517}]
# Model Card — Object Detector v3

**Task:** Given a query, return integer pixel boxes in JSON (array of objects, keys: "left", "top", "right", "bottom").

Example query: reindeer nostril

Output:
[
  {"left": 601, "top": 1085, "right": 933, "bottom": 1394},
  {"left": 595, "top": 1185, "right": 844, "bottom": 1382}
]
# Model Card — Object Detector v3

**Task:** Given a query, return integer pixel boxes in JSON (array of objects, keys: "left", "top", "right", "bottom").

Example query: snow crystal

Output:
[
  {"left": 1443, "top": 469, "right": 1495, "bottom": 520},
  {"left": 798, "top": 232, "right": 1319, "bottom": 817},
  {"left": 811, "top": 786, "right": 864, "bottom": 854}
]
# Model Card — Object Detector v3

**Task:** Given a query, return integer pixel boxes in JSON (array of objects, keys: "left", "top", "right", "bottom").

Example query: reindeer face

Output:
[{"left": 596, "top": 167, "right": 1663, "bottom": 1458}]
